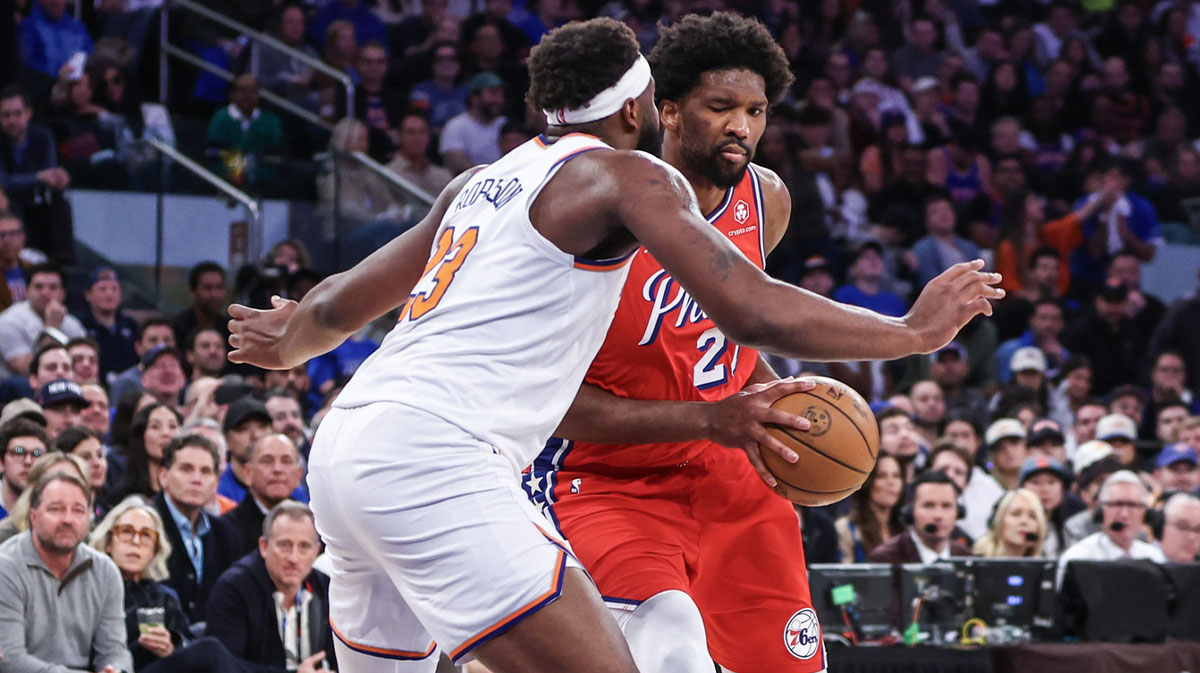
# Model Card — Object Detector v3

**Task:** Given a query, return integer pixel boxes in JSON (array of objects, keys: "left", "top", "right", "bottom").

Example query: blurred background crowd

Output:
[{"left": 3, "top": 0, "right": 1200, "bottom": 668}]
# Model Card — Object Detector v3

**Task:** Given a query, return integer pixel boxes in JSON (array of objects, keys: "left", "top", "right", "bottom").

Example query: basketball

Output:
[{"left": 761, "top": 376, "right": 880, "bottom": 507}]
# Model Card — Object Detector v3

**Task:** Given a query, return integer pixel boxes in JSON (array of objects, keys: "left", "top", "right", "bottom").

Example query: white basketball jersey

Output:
[{"left": 334, "top": 133, "right": 634, "bottom": 473}]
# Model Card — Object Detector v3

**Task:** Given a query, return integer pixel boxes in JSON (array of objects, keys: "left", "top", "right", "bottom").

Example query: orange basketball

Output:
[{"left": 761, "top": 376, "right": 880, "bottom": 507}]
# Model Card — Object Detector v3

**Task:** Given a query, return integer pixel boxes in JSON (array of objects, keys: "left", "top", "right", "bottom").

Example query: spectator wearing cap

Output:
[
  {"left": 0, "top": 210, "right": 30, "bottom": 312},
  {"left": 833, "top": 242, "right": 907, "bottom": 318},
  {"left": 1063, "top": 440, "right": 1123, "bottom": 547},
  {"left": 78, "top": 266, "right": 139, "bottom": 384},
  {"left": 141, "top": 345, "right": 187, "bottom": 407},
  {"left": 1062, "top": 278, "right": 1146, "bottom": 396},
  {"left": 0, "top": 418, "right": 48, "bottom": 517},
  {"left": 217, "top": 397, "right": 270, "bottom": 503},
  {"left": 221, "top": 433, "right": 304, "bottom": 557},
  {"left": 0, "top": 264, "right": 85, "bottom": 378},
  {"left": 1154, "top": 443, "right": 1200, "bottom": 493},
  {"left": 1020, "top": 455, "right": 1084, "bottom": 558},
  {"left": 1028, "top": 418, "right": 1068, "bottom": 465},
  {"left": 985, "top": 418, "right": 1030, "bottom": 490},
  {"left": 1003, "top": 348, "right": 1050, "bottom": 408},
  {"left": 931, "top": 343, "right": 988, "bottom": 428},
  {"left": 1057, "top": 470, "right": 1164, "bottom": 587},
  {"left": 1157, "top": 492, "right": 1200, "bottom": 563},
  {"left": 797, "top": 256, "right": 835, "bottom": 298},
  {"left": 0, "top": 397, "right": 47, "bottom": 429},
  {"left": 995, "top": 299, "right": 1070, "bottom": 383},
  {"left": 108, "top": 316, "right": 177, "bottom": 405},
  {"left": 36, "top": 378, "right": 86, "bottom": 441},
  {"left": 439, "top": 71, "right": 507, "bottom": 175},
  {"left": 152, "top": 433, "right": 242, "bottom": 623},
  {"left": 1096, "top": 412, "right": 1139, "bottom": 468},
  {"left": 910, "top": 191, "right": 981, "bottom": 288}
]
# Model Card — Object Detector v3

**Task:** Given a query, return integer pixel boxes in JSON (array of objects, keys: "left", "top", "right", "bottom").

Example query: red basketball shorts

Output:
[{"left": 547, "top": 445, "right": 825, "bottom": 672}]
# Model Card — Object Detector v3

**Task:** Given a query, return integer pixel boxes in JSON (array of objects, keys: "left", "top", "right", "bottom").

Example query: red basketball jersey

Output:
[{"left": 560, "top": 165, "right": 768, "bottom": 470}]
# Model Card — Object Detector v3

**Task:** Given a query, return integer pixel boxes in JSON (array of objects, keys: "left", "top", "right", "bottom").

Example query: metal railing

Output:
[
  {"left": 348, "top": 151, "right": 437, "bottom": 206},
  {"left": 159, "top": 0, "right": 354, "bottom": 125},
  {"left": 139, "top": 137, "right": 262, "bottom": 298}
]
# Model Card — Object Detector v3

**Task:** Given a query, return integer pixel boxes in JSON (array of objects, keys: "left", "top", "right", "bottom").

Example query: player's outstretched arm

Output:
[
  {"left": 227, "top": 168, "right": 479, "bottom": 369},
  {"left": 609, "top": 153, "right": 1004, "bottom": 361}
]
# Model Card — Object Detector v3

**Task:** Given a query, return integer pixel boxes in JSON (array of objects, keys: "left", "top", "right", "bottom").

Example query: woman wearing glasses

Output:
[
  {"left": 90, "top": 496, "right": 247, "bottom": 672},
  {"left": 0, "top": 450, "right": 90, "bottom": 543}
]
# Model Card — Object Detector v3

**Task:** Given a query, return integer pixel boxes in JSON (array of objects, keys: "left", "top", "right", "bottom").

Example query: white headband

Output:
[{"left": 543, "top": 55, "right": 651, "bottom": 126}]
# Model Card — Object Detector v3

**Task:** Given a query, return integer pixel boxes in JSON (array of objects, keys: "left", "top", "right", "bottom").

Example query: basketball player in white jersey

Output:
[{"left": 228, "top": 18, "right": 1004, "bottom": 673}]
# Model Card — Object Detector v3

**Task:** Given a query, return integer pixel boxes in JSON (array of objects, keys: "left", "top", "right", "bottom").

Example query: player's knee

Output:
[{"left": 622, "top": 591, "right": 710, "bottom": 673}]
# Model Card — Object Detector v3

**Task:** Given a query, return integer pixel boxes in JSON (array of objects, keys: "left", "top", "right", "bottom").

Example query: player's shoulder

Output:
[
  {"left": 557, "top": 149, "right": 695, "bottom": 201},
  {"left": 748, "top": 162, "right": 790, "bottom": 204}
]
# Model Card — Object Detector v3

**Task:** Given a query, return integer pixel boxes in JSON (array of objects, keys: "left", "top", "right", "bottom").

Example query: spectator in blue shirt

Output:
[
  {"left": 995, "top": 298, "right": 1071, "bottom": 383},
  {"left": 834, "top": 241, "right": 909, "bottom": 317},
  {"left": 16, "top": 0, "right": 93, "bottom": 78},
  {"left": 77, "top": 267, "right": 139, "bottom": 384},
  {"left": 1070, "top": 159, "right": 1163, "bottom": 291},
  {"left": 308, "top": 0, "right": 388, "bottom": 51},
  {"left": 409, "top": 40, "right": 468, "bottom": 131},
  {"left": 911, "top": 191, "right": 982, "bottom": 288}
]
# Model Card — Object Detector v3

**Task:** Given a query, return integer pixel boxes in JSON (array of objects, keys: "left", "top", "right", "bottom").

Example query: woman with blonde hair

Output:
[
  {"left": 0, "top": 451, "right": 90, "bottom": 543},
  {"left": 90, "top": 496, "right": 247, "bottom": 671},
  {"left": 973, "top": 488, "right": 1048, "bottom": 558}
]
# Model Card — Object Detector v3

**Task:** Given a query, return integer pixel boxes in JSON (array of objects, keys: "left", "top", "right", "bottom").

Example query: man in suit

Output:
[
  {"left": 0, "top": 86, "right": 72, "bottom": 262},
  {"left": 207, "top": 501, "right": 335, "bottom": 673},
  {"left": 868, "top": 470, "right": 974, "bottom": 564},
  {"left": 222, "top": 433, "right": 304, "bottom": 557},
  {"left": 153, "top": 432, "right": 243, "bottom": 622}
]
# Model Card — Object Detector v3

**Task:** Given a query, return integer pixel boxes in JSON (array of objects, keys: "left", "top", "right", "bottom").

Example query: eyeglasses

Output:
[
  {"left": 1101, "top": 500, "right": 1146, "bottom": 511},
  {"left": 0, "top": 229, "right": 24, "bottom": 239},
  {"left": 113, "top": 524, "right": 159, "bottom": 545},
  {"left": 7, "top": 445, "right": 44, "bottom": 460}
]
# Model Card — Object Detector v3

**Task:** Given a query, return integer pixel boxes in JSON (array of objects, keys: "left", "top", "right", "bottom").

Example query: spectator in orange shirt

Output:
[{"left": 994, "top": 186, "right": 1117, "bottom": 299}]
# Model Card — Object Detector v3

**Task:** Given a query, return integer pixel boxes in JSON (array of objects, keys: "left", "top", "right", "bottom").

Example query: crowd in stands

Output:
[{"left": 0, "top": 0, "right": 1200, "bottom": 667}]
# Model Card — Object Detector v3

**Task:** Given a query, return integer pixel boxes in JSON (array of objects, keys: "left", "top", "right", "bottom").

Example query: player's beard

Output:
[
  {"left": 636, "top": 115, "right": 663, "bottom": 155},
  {"left": 684, "top": 136, "right": 753, "bottom": 189}
]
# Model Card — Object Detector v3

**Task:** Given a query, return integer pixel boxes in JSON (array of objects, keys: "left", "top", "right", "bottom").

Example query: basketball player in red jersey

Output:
[
  {"left": 230, "top": 17, "right": 1003, "bottom": 673},
  {"left": 524, "top": 14, "right": 844, "bottom": 673}
]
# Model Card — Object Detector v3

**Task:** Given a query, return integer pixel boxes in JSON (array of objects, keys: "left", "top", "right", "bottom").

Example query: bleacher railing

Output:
[
  {"left": 159, "top": 0, "right": 354, "bottom": 126},
  {"left": 138, "top": 137, "right": 263, "bottom": 299}
]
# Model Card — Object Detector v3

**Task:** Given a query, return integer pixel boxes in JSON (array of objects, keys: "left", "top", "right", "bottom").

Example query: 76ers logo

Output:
[
  {"left": 733, "top": 199, "right": 750, "bottom": 224},
  {"left": 784, "top": 608, "right": 821, "bottom": 659}
]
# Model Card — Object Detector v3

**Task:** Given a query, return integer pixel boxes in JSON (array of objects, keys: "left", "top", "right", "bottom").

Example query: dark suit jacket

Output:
[
  {"left": 0, "top": 123, "right": 58, "bottom": 202},
  {"left": 866, "top": 530, "right": 974, "bottom": 564},
  {"left": 152, "top": 493, "right": 244, "bottom": 623},
  {"left": 222, "top": 492, "right": 266, "bottom": 559},
  {"left": 206, "top": 552, "right": 337, "bottom": 673}
]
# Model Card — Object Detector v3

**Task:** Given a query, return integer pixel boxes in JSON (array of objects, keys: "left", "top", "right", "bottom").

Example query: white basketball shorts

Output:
[{"left": 307, "top": 402, "right": 581, "bottom": 664}]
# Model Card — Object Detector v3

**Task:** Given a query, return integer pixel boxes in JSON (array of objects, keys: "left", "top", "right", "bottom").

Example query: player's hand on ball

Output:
[
  {"left": 228, "top": 295, "right": 299, "bottom": 369},
  {"left": 905, "top": 259, "right": 1004, "bottom": 353},
  {"left": 706, "top": 377, "right": 816, "bottom": 488}
]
